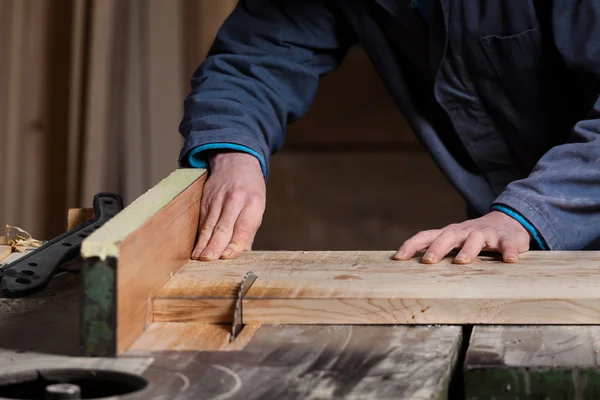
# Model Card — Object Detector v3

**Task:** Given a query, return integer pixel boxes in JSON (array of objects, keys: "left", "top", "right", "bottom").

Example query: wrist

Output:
[
  {"left": 490, "top": 210, "right": 533, "bottom": 240},
  {"left": 208, "top": 150, "right": 261, "bottom": 171}
]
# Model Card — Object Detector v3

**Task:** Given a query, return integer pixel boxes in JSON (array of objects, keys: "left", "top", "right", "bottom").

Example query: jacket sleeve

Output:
[
  {"left": 178, "top": 0, "right": 356, "bottom": 178},
  {"left": 491, "top": 1, "right": 600, "bottom": 250}
]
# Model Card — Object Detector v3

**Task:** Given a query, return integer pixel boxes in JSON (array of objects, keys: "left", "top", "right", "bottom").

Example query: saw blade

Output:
[{"left": 230, "top": 271, "right": 257, "bottom": 342}]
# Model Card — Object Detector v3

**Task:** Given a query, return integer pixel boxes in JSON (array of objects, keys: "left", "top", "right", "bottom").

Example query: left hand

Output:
[{"left": 393, "top": 211, "right": 532, "bottom": 264}]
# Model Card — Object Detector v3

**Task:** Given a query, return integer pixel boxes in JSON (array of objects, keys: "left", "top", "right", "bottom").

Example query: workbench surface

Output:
[{"left": 2, "top": 262, "right": 600, "bottom": 399}]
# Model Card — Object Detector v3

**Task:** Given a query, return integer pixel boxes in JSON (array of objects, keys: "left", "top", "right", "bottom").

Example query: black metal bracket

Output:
[{"left": 0, "top": 193, "right": 123, "bottom": 298}]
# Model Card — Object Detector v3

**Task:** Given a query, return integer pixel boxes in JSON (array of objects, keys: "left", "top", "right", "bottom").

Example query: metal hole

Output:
[
  {"left": 28, "top": 262, "right": 38, "bottom": 267},
  {"left": 79, "top": 233, "right": 88, "bottom": 238},
  {"left": 62, "top": 243, "right": 72, "bottom": 247},
  {"left": 104, "top": 200, "right": 114, "bottom": 205},
  {"left": 0, "top": 368, "right": 148, "bottom": 399},
  {"left": 15, "top": 278, "right": 31, "bottom": 285},
  {"left": 94, "top": 225, "right": 100, "bottom": 229},
  {"left": 21, "top": 270, "right": 34, "bottom": 276}
]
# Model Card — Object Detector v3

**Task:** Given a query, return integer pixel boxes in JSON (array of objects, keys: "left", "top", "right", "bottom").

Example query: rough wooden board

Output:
[
  {"left": 81, "top": 168, "right": 207, "bottom": 355},
  {"left": 82, "top": 167, "right": 206, "bottom": 259},
  {"left": 464, "top": 326, "right": 600, "bottom": 399},
  {"left": 0, "top": 245, "right": 11, "bottom": 264},
  {"left": 134, "top": 325, "right": 462, "bottom": 400},
  {"left": 254, "top": 152, "right": 466, "bottom": 251},
  {"left": 128, "top": 322, "right": 261, "bottom": 352},
  {"left": 154, "top": 251, "right": 600, "bottom": 325},
  {"left": 67, "top": 207, "right": 95, "bottom": 231}
]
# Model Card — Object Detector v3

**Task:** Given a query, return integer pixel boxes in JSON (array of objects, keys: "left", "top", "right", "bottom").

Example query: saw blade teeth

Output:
[{"left": 230, "top": 271, "right": 257, "bottom": 342}]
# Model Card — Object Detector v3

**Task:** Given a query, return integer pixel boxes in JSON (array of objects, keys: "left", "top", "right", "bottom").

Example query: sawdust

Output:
[{"left": 0, "top": 224, "right": 44, "bottom": 253}]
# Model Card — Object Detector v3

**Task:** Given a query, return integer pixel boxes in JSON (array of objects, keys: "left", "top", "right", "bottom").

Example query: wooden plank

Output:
[
  {"left": 255, "top": 152, "right": 466, "bottom": 250},
  {"left": 129, "top": 322, "right": 261, "bottom": 352},
  {"left": 0, "top": 245, "right": 11, "bottom": 264},
  {"left": 154, "top": 251, "right": 600, "bottom": 325},
  {"left": 464, "top": 326, "right": 600, "bottom": 399},
  {"left": 67, "top": 207, "right": 95, "bottom": 231},
  {"left": 137, "top": 325, "right": 462, "bottom": 400},
  {"left": 81, "top": 168, "right": 207, "bottom": 356}
]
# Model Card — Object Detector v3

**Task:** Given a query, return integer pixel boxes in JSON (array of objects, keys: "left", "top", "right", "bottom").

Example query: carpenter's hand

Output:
[
  {"left": 393, "top": 211, "right": 532, "bottom": 264},
  {"left": 191, "top": 151, "right": 266, "bottom": 261}
]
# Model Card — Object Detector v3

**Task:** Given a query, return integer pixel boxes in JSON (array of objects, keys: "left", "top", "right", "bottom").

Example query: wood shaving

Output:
[{"left": 0, "top": 225, "right": 44, "bottom": 253}]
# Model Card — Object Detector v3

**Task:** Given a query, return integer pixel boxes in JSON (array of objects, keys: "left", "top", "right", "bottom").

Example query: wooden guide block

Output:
[
  {"left": 154, "top": 250, "right": 600, "bottom": 325},
  {"left": 81, "top": 168, "right": 207, "bottom": 356}
]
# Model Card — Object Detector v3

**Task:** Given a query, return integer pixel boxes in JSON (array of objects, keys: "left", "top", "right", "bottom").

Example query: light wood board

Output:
[
  {"left": 82, "top": 168, "right": 207, "bottom": 354},
  {"left": 154, "top": 250, "right": 600, "bottom": 325}
]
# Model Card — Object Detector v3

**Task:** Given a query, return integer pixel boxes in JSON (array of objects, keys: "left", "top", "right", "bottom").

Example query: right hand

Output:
[{"left": 191, "top": 151, "right": 266, "bottom": 261}]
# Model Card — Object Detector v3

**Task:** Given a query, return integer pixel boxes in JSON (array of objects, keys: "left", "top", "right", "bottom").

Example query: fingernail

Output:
[
  {"left": 394, "top": 250, "right": 406, "bottom": 260},
  {"left": 455, "top": 254, "right": 467, "bottom": 262},
  {"left": 423, "top": 253, "right": 434, "bottom": 262},
  {"left": 201, "top": 250, "right": 214, "bottom": 259},
  {"left": 505, "top": 255, "right": 517, "bottom": 263},
  {"left": 222, "top": 248, "right": 233, "bottom": 258}
]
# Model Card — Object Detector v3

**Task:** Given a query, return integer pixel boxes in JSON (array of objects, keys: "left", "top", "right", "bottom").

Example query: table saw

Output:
[{"left": 1, "top": 168, "right": 600, "bottom": 399}]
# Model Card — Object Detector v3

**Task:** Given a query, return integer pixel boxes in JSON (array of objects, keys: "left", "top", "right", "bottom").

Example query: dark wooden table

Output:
[{"left": 1, "top": 253, "right": 599, "bottom": 399}]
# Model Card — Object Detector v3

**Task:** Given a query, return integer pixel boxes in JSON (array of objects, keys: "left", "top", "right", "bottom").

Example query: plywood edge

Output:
[{"left": 81, "top": 168, "right": 206, "bottom": 260}]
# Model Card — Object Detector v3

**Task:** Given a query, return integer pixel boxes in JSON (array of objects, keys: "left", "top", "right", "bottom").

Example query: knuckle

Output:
[
  {"left": 468, "top": 230, "right": 485, "bottom": 240},
  {"left": 247, "top": 192, "right": 265, "bottom": 206},
  {"left": 201, "top": 221, "right": 216, "bottom": 232},
  {"left": 228, "top": 190, "right": 247, "bottom": 204},
  {"left": 235, "top": 219, "right": 255, "bottom": 235},
  {"left": 214, "top": 222, "right": 233, "bottom": 233}
]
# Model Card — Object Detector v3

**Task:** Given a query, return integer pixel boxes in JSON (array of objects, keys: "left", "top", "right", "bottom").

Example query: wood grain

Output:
[
  {"left": 464, "top": 326, "right": 600, "bottom": 398},
  {"left": 82, "top": 168, "right": 207, "bottom": 354},
  {"left": 129, "top": 322, "right": 261, "bottom": 352},
  {"left": 67, "top": 207, "right": 95, "bottom": 231},
  {"left": 0, "top": 245, "right": 11, "bottom": 264},
  {"left": 154, "top": 250, "right": 600, "bottom": 325}
]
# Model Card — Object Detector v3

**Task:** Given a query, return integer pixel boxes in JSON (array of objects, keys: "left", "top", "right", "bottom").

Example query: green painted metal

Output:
[
  {"left": 81, "top": 257, "right": 117, "bottom": 357},
  {"left": 465, "top": 368, "right": 600, "bottom": 399}
]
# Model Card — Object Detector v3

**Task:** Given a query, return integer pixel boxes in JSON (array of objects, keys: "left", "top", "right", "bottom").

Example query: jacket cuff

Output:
[
  {"left": 179, "top": 130, "right": 270, "bottom": 179},
  {"left": 490, "top": 204, "right": 548, "bottom": 250},
  {"left": 184, "top": 143, "right": 267, "bottom": 178},
  {"left": 490, "top": 192, "right": 561, "bottom": 250}
]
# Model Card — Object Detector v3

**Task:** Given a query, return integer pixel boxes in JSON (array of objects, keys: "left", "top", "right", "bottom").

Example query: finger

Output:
[
  {"left": 454, "top": 230, "right": 486, "bottom": 264},
  {"left": 422, "top": 230, "right": 464, "bottom": 264},
  {"left": 393, "top": 230, "right": 441, "bottom": 260},
  {"left": 200, "top": 196, "right": 245, "bottom": 261},
  {"left": 499, "top": 235, "right": 519, "bottom": 263},
  {"left": 220, "top": 203, "right": 263, "bottom": 259},
  {"left": 191, "top": 195, "right": 222, "bottom": 259}
]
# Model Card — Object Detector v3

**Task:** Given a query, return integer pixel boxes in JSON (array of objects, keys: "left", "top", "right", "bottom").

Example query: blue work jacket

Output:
[{"left": 179, "top": 0, "right": 600, "bottom": 251}]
